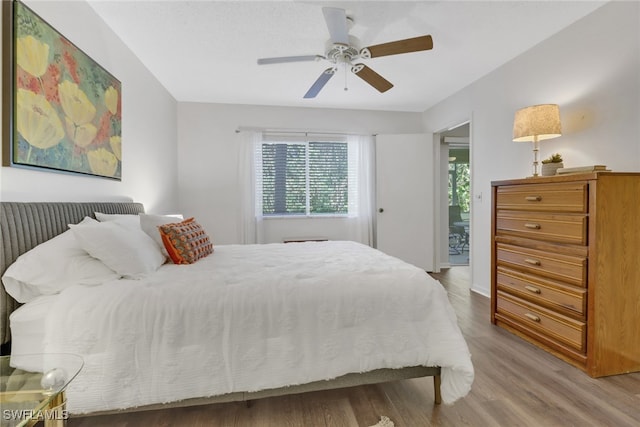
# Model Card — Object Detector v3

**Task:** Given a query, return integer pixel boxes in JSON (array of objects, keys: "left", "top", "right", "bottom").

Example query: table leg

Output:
[{"left": 44, "top": 391, "right": 67, "bottom": 427}]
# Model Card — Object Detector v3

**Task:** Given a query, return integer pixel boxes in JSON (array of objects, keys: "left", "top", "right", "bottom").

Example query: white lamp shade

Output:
[{"left": 513, "top": 104, "right": 562, "bottom": 142}]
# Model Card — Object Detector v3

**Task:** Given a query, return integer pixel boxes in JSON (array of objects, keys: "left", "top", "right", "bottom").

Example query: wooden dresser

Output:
[{"left": 491, "top": 172, "right": 640, "bottom": 377}]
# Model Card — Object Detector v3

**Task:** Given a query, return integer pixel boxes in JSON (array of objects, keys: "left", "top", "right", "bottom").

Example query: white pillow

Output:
[
  {"left": 139, "top": 213, "right": 184, "bottom": 255},
  {"left": 2, "top": 217, "right": 120, "bottom": 303},
  {"left": 70, "top": 221, "right": 165, "bottom": 279},
  {"left": 95, "top": 212, "right": 140, "bottom": 229}
]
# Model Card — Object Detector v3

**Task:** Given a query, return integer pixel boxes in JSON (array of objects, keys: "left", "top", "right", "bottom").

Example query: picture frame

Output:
[{"left": 2, "top": 0, "right": 122, "bottom": 180}]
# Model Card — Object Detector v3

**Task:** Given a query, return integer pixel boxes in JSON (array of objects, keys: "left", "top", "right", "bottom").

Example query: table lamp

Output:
[{"left": 512, "top": 104, "right": 562, "bottom": 177}]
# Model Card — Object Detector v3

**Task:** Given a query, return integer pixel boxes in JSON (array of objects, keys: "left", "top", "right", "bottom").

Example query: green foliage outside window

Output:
[
  {"left": 449, "top": 162, "right": 470, "bottom": 213},
  {"left": 308, "top": 142, "right": 348, "bottom": 214},
  {"left": 262, "top": 141, "right": 348, "bottom": 215}
]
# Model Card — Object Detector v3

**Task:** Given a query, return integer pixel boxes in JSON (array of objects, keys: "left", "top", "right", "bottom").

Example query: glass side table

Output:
[{"left": 0, "top": 354, "right": 83, "bottom": 427}]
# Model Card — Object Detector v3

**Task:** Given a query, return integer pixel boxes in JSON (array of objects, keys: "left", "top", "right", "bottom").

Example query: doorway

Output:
[
  {"left": 448, "top": 142, "right": 470, "bottom": 265},
  {"left": 440, "top": 124, "right": 470, "bottom": 267}
]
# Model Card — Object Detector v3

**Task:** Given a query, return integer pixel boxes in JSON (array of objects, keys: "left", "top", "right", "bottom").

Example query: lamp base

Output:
[{"left": 531, "top": 138, "right": 540, "bottom": 177}]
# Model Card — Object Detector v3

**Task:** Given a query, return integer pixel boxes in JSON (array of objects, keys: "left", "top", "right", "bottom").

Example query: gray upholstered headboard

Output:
[{"left": 0, "top": 202, "right": 145, "bottom": 346}]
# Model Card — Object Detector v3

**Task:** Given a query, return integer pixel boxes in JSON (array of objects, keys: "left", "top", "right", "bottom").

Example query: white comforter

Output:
[{"left": 40, "top": 241, "right": 473, "bottom": 413}]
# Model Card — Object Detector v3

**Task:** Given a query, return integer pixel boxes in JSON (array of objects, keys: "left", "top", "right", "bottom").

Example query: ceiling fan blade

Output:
[
  {"left": 361, "top": 35, "right": 433, "bottom": 59},
  {"left": 257, "top": 55, "right": 323, "bottom": 65},
  {"left": 304, "top": 68, "right": 336, "bottom": 99},
  {"left": 351, "top": 64, "right": 393, "bottom": 93},
  {"left": 322, "top": 7, "right": 349, "bottom": 44}
]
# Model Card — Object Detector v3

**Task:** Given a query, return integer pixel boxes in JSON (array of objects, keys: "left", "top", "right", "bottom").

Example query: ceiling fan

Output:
[{"left": 257, "top": 7, "right": 434, "bottom": 98}]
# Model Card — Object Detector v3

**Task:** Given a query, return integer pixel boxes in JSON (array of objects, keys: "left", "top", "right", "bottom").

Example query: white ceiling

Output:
[{"left": 88, "top": 1, "right": 607, "bottom": 112}]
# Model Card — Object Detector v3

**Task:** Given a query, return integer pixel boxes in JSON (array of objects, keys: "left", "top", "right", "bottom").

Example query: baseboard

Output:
[{"left": 471, "top": 284, "right": 490, "bottom": 298}]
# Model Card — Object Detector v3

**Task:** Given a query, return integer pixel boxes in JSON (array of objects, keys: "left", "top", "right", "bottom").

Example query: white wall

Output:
[
  {"left": 177, "top": 102, "right": 423, "bottom": 244},
  {"left": 0, "top": 1, "right": 179, "bottom": 214},
  {"left": 9, "top": 2, "right": 635, "bottom": 292},
  {"left": 422, "top": 1, "right": 640, "bottom": 296}
]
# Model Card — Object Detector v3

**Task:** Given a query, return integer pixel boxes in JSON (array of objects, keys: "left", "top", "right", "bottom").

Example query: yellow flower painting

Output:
[
  {"left": 104, "top": 86, "right": 119, "bottom": 115},
  {"left": 87, "top": 148, "right": 118, "bottom": 177},
  {"left": 16, "top": 35, "right": 50, "bottom": 78},
  {"left": 6, "top": 2, "right": 122, "bottom": 179},
  {"left": 109, "top": 136, "right": 122, "bottom": 160},
  {"left": 59, "top": 81, "right": 97, "bottom": 127},
  {"left": 16, "top": 88, "right": 65, "bottom": 151}
]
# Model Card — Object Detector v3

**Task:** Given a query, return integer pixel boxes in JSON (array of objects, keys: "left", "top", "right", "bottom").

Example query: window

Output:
[
  {"left": 260, "top": 139, "right": 349, "bottom": 216},
  {"left": 240, "top": 130, "right": 373, "bottom": 245}
]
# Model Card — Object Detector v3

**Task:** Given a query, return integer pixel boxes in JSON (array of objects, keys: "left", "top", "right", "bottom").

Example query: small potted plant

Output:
[{"left": 541, "top": 153, "right": 563, "bottom": 176}]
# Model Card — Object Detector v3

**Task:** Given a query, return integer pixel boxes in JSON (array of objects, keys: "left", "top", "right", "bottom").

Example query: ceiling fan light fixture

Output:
[
  {"left": 257, "top": 7, "right": 433, "bottom": 98},
  {"left": 326, "top": 42, "right": 359, "bottom": 64}
]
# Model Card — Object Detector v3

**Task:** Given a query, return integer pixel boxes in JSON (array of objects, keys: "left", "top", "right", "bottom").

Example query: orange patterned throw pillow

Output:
[{"left": 159, "top": 218, "right": 213, "bottom": 264}]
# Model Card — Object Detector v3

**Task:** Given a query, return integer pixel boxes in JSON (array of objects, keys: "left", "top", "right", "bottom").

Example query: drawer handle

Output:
[
  {"left": 525, "top": 196, "right": 542, "bottom": 202},
  {"left": 524, "top": 313, "right": 541, "bottom": 322},
  {"left": 524, "top": 258, "right": 541, "bottom": 266},
  {"left": 524, "top": 223, "right": 541, "bottom": 230},
  {"left": 524, "top": 285, "right": 541, "bottom": 294}
]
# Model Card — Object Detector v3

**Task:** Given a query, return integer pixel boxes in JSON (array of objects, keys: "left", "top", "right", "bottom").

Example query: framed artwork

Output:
[{"left": 2, "top": 0, "right": 122, "bottom": 180}]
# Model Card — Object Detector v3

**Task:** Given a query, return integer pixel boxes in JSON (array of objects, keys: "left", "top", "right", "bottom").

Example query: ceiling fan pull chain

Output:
[{"left": 344, "top": 61, "right": 348, "bottom": 91}]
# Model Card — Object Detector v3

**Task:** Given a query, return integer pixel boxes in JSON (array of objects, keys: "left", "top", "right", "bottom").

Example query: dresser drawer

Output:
[
  {"left": 496, "top": 266, "right": 586, "bottom": 317},
  {"left": 496, "top": 183, "right": 587, "bottom": 212},
  {"left": 496, "top": 243, "right": 587, "bottom": 286},
  {"left": 497, "top": 291, "right": 586, "bottom": 352},
  {"left": 496, "top": 211, "right": 587, "bottom": 245}
]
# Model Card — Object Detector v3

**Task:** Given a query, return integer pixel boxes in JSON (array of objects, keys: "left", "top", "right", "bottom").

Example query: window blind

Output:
[{"left": 258, "top": 135, "right": 350, "bottom": 216}]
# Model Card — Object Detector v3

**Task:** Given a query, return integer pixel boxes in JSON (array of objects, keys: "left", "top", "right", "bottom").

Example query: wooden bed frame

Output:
[{"left": 0, "top": 201, "right": 441, "bottom": 415}]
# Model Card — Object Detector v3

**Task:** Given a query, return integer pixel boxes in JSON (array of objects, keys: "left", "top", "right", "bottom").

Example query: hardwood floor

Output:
[{"left": 69, "top": 267, "right": 640, "bottom": 426}]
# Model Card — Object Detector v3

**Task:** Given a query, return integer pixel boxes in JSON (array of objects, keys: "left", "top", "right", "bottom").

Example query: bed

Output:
[{"left": 0, "top": 201, "right": 474, "bottom": 415}]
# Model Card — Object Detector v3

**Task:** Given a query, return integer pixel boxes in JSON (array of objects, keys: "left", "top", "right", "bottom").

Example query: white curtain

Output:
[
  {"left": 237, "top": 131, "right": 263, "bottom": 244},
  {"left": 239, "top": 131, "right": 374, "bottom": 246},
  {"left": 347, "top": 134, "right": 376, "bottom": 246}
]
